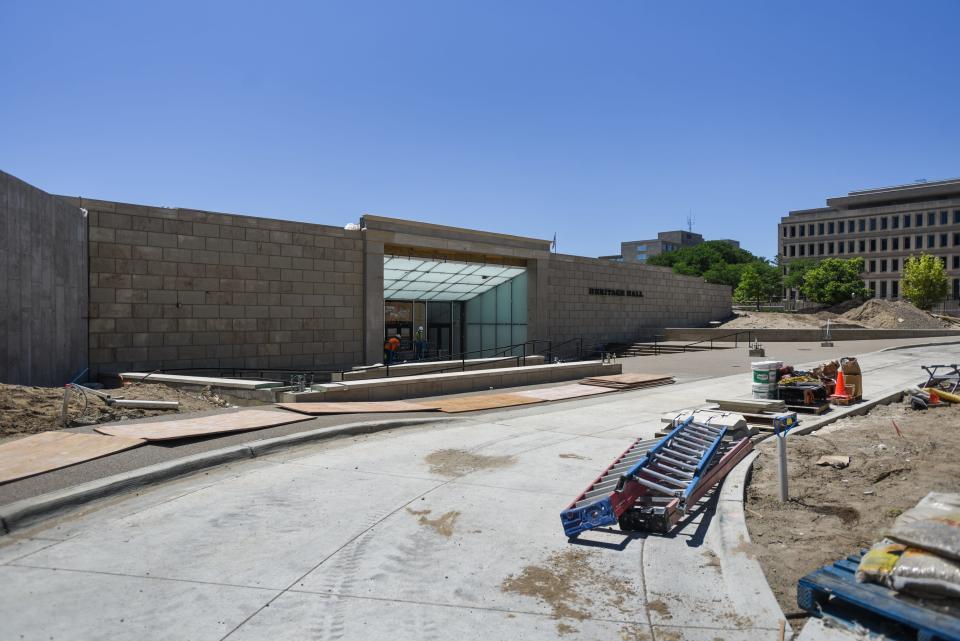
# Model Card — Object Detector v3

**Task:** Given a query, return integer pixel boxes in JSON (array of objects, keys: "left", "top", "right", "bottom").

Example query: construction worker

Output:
[
  {"left": 386, "top": 333, "right": 401, "bottom": 364},
  {"left": 414, "top": 326, "right": 425, "bottom": 360}
]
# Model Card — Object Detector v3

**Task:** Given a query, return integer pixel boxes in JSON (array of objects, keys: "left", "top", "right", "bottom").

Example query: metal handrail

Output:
[
  {"left": 681, "top": 330, "right": 753, "bottom": 352},
  {"left": 363, "top": 338, "right": 554, "bottom": 379}
]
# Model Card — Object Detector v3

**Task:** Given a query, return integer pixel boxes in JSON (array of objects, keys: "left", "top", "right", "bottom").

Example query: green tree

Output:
[
  {"left": 647, "top": 241, "right": 763, "bottom": 287},
  {"left": 800, "top": 257, "right": 871, "bottom": 305},
  {"left": 733, "top": 262, "right": 783, "bottom": 310},
  {"left": 783, "top": 258, "right": 818, "bottom": 292},
  {"left": 902, "top": 253, "right": 949, "bottom": 310}
]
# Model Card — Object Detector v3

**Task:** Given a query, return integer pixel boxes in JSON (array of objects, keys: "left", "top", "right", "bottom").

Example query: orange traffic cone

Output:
[{"left": 834, "top": 369, "right": 850, "bottom": 399}]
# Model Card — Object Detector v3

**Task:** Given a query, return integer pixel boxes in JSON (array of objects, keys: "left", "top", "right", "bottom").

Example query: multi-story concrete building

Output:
[
  {"left": 602, "top": 230, "right": 741, "bottom": 263},
  {"left": 778, "top": 178, "right": 960, "bottom": 304}
]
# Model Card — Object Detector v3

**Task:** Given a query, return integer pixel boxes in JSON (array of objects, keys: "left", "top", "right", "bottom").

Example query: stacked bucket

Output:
[{"left": 751, "top": 360, "right": 783, "bottom": 399}]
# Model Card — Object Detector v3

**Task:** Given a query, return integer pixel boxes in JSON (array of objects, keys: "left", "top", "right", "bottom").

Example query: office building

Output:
[{"left": 778, "top": 178, "right": 960, "bottom": 304}]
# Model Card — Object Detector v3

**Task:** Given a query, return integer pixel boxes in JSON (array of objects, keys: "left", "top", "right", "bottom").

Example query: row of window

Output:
[
  {"left": 864, "top": 278, "right": 960, "bottom": 299},
  {"left": 785, "top": 254, "right": 956, "bottom": 275},
  {"left": 783, "top": 232, "right": 960, "bottom": 258},
  {"left": 783, "top": 210, "right": 960, "bottom": 238}
]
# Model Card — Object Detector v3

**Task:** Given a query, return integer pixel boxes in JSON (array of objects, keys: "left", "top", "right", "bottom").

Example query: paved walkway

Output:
[{"left": 0, "top": 341, "right": 955, "bottom": 640}]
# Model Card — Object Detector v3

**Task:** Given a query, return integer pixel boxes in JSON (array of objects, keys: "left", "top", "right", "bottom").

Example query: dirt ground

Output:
[
  {"left": 723, "top": 299, "right": 952, "bottom": 330},
  {"left": 745, "top": 401, "right": 960, "bottom": 617},
  {"left": 0, "top": 382, "right": 231, "bottom": 438}
]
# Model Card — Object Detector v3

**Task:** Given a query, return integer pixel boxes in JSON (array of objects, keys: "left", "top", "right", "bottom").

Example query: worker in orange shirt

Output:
[{"left": 384, "top": 333, "right": 401, "bottom": 365}]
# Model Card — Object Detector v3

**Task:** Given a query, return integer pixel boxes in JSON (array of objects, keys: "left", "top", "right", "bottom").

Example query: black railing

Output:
[{"left": 641, "top": 330, "right": 753, "bottom": 356}]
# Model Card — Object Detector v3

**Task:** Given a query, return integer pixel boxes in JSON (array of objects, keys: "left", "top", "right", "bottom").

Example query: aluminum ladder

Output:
[{"left": 561, "top": 416, "right": 747, "bottom": 537}]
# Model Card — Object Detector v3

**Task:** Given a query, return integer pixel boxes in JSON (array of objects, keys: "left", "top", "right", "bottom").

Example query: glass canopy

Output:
[{"left": 383, "top": 255, "right": 526, "bottom": 301}]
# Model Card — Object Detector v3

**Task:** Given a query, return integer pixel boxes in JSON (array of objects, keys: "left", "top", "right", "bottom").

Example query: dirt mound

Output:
[
  {"left": 840, "top": 299, "right": 948, "bottom": 329},
  {"left": 0, "top": 382, "right": 230, "bottom": 438}
]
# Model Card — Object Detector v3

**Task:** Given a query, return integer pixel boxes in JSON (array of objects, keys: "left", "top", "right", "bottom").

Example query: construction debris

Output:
[
  {"left": 579, "top": 373, "right": 675, "bottom": 390},
  {"left": 816, "top": 455, "right": 850, "bottom": 469}
]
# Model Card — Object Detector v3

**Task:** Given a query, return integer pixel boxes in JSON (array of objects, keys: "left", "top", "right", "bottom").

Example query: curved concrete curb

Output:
[
  {"left": 0, "top": 416, "right": 456, "bottom": 535},
  {"left": 714, "top": 385, "right": 908, "bottom": 635},
  {"left": 881, "top": 339, "right": 960, "bottom": 352}
]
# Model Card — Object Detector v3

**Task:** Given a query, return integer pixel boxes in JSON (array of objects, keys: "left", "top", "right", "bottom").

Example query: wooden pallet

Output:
[
  {"left": 786, "top": 402, "right": 831, "bottom": 415},
  {"left": 828, "top": 395, "right": 863, "bottom": 406},
  {"left": 705, "top": 398, "right": 787, "bottom": 413},
  {"left": 798, "top": 551, "right": 960, "bottom": 641}
]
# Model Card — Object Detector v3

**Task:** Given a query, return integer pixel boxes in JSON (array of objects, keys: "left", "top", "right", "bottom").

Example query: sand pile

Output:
[{"left": 840, "top": 299, "right": 947, "bottom": 329}]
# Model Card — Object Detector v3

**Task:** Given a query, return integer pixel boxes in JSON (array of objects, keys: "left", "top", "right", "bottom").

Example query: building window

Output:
[
  {"left": 817, "top": 243, "right": 824, "bottom": 255},
  {"left": 892, "top": 216, "right": 899, "bottom": 230},
  {"left": 869, "top": 281, "right": 876, "bottom": 295},
  {"left": 859, "top": 240, "right": 866, "bottom": 252},
  {"left": 828, "top": 222, "right": 834, "bottom": 234},
  {"left": 881, "top": 238, "right": 888, "bottom": 251},
  {"left": 838, "top": 242, "right": 845, "bottom": 255},
  {"left": 880, "top": 217, "right": 887, "bottom": 230},
  {"left": 790, "top": 245, "right": 796, "bottom": 257},
  {"left": 828, "top": 242, "right": 834, "bottom": 254},
  {"left": 954, "top": 256, "right": 959, "bottom": 270},
  {"left": 954, "top": 232, "right": 959, "bottom": 246},
  {"left": 892, "top": 258, "right": 899, "bottom": 272},
  {"left": 893, "top": 237, "right": 900, "bottom": 251},
  {"left": 892, "top": 280, "right": 899, "bottom": 298},
  {"left": 799, "top": 245, "right": 805, "bottom": 256},
  {"left": 838, "top": 220, "right": 845, "bottom": 233},
  {"left": 818, "top": 222, "right": 824, "bottom": 235},
  {"left": 942, "top": 257, "right": 948, "bottom": 268},
  {"left": 942, "top": 233, "right": 949, "bottom": 247},
  {"left": 809, "top": 243, "right": 814, "bottom": 255},
  {"left": 954, "top": 279, "right": 960, "bottom": 300},
  {"left": 799, "top": 225, "right": 805, "bottom": 237},
  {"left": 928, "top": 211, "right": 936, "bottom": 226},
  {"left": 917, "top": 235, "right": 924, "bottom": 248},
  {"left": 916, "top": 213, "right": 923, "bottom": 227},
  {"left": 870, "top": 239, "right": 877, "bottom": 252},
  {"left": 904, "top": 214, "right": 911, "bottom": 228},
  {"left": 782, "top": 227, "right": 788, "bottom": 238},
  {"left": 905, "top": 237, "right": 911, "bottom": 250},
  {"left": 859, "top": 219, "right": 866, "bottom": 232},
  {"left": 869, "top": 259, "right": 876, "bottom": 272},
  {"left": 880, "top": 281, "right": 888, "bottom": 298},
  {"left": 808, "top": 224, "right": 815, "bottom": 236},
  {"left": 880, "top": 259, "right": 887, "bottom": 272},
  {"left": 942, "top": 210, "right": 949, "bottom": 226},
  {"left": 869, "top": 218, "right": 877, "bottom": 231},
  {"left": 954, "top": 211, "right": 960, "bottom": 225},
  {"left": 928, "top": 234, "right": 936, "bottom": 249}
]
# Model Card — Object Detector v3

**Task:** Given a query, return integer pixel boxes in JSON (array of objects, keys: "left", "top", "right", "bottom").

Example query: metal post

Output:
[{"left": 777, "top": 431, "right": 789, "bottom": 502}]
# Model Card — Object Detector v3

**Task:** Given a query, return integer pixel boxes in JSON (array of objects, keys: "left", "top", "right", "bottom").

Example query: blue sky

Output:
[{"left": 2, "top": 1, "right": 958, "bottom": 260}]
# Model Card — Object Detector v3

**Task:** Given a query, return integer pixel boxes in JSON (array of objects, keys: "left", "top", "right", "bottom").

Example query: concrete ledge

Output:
[
  {"left": 281, "top": 360, "right": 622, "bottom": 403},
  {"left": 0, "top": 417, "right": 455, "bottom": 535},
  {"left": 661, "top": 327, "right": 960, "bottom": 342},
  {"left": 341, "top": 355, "right": 546, "bottom": 381}
]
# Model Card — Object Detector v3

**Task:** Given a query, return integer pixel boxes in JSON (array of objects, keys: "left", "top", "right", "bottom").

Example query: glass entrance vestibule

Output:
[{"left": 383, "top": 255, "right": 527, "bottom": 360}]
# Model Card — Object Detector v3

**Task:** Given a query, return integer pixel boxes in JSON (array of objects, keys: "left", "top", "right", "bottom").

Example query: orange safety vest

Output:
[{"left": 388, "top": 337, "right": 400, "bottom": 351}]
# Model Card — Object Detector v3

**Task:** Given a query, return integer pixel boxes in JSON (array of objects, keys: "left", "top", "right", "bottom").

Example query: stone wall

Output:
[
  {"left": 1, "top": 171, "right": 88, "bottom": 386},
  {"left": 540, "top": 254, "right": 731, "bottom": 348},
  {"left": 68, "top": 197, "right": 364, "bottom": 375}
]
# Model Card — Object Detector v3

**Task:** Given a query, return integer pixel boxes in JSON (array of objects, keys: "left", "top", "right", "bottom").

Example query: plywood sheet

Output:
[
  {"left": 94, "top": 409, "right": 311, "bottom": 441},
  {"left": 0, "top": 431, "right": 145, "bottom": 485},
  {"left": 580, "top": 373, "right": 675, "bottom": 389},
  {"left": 515, "top": 384, "right": 614, "bottom": 401},
  {"left": 433, "top": 393, "right": 545, "bottom": 413},
  {"left": 275, "top": 401, "right": 440, "bottom": 415}
]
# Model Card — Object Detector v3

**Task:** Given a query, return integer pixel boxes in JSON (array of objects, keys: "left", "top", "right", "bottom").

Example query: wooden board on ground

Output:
[
  {"left": 514, "top": 384, "right": 614, "bottom": 401},
  {"left": 580, "top": 373, "right": 675, "bottom": 390},
  {"left": 0, "top": 431, "right": 145, "bottom": 485},
  {"left": 275, "top": 401, "right": 440, "bottom": 415},
  {"left": 433, "top": 393, "right": 544, "bottom": 413},
  {"left": 705, "top": 398, "right": 787, "bottom": 413},
  {"left": 787, "top": 402, "right": 831, "bottom": 415},
  {"left": 94, "top": 409, "right": 312, "bottom": 441}
]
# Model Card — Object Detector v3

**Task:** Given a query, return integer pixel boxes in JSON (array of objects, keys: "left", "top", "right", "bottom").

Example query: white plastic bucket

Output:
[
  {"left": 751, "top": 360, "right": 782, "bottom": 384},
  {"left": 752, "top": 382, "right": 777, "bottom": 399}
]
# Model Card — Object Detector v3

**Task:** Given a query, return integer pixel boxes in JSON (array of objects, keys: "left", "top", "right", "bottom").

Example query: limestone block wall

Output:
[
  {"left": 69, "top": 197, "right": 364, "bottom": 375},
  {"left": 540, "top": 254, "right": 732, "bottom": 349},
  {"left": 0, "top": 171, "right": 88, "bottom": 386}
]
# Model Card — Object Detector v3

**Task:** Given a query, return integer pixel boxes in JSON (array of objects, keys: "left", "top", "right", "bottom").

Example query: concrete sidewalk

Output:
[{"left": 0, "top": 341, "right": 952, "bottom": 640}]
